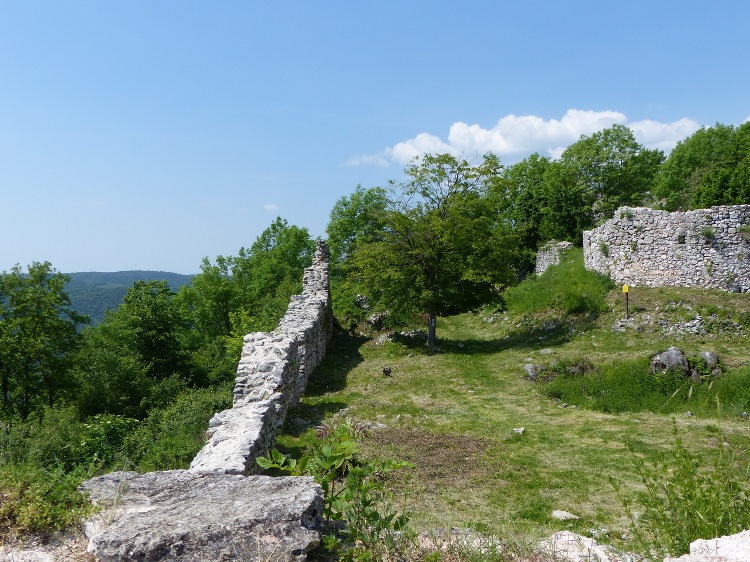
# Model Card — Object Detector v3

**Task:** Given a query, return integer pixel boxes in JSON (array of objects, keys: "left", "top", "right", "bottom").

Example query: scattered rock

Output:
[
  {"left": 523, "top": 364, "right": 539, "bottom": 381},
  {"left": 651, "top": 347, "right": 690, "bottom": 377},
  {"left": 552, "top": 510, "right": 580, "bottom": 521},
  {"left": 365, "top": 311, "right": 388, "bottom": 330},
  {"left": 537, "top": 531, "right": 640, "bottom": 561}
]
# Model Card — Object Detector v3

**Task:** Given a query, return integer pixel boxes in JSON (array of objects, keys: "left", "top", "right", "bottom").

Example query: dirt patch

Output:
[{"left": 364, "top": 427, "right": 493, "bottom": 486}]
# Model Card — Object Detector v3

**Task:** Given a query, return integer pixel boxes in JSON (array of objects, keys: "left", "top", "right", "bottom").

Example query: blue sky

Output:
[{"left": 1, "top": 1, "right": 748, "bottom": 274}]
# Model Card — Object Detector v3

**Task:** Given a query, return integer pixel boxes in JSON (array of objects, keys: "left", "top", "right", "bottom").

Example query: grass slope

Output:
[{"left": 280, "top": 250, "right": 750, "bottom": 554}]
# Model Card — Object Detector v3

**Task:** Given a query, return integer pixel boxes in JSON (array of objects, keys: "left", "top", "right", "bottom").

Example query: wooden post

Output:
[{"left": 623, "top": 284, "right": 629, "bottom": 319}]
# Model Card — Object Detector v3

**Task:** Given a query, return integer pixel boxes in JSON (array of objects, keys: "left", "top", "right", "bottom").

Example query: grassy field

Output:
[{"left": 277, "top": 251, "right": 750, "bottom": 556}]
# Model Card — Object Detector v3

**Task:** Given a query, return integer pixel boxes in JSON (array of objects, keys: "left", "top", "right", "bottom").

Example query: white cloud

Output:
[
  {"left": 629, "top": 118, "right": 701, "bottom": 152},
  {"left": 343, "top": 153, "right": 390, "bottom": 167},
  {"left": 351, "top": 109, "right": 702, "bottom": 166},
  {"left": 745, "top": 114, "right": 750, "bottom": 123},
  {"left": 263, "top": 203, "right": 279, "bottom": 212}
]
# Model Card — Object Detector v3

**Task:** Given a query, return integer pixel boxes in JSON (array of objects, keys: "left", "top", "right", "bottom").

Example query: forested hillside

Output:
[{"left": 65, "top": 271, "right": 194, "bottom": 325}]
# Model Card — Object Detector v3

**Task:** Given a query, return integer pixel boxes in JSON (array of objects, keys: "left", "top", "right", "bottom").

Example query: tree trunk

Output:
[{"left": 427, "top": 311, "right": 437, "bottom": 352}]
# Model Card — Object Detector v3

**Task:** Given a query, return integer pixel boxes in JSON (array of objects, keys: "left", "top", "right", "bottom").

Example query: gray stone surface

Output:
[
  {"left": 584, "top": 205, "right": 750, "bottom": 292},
  {"left": 537, "top": 531, "right": 641, "bottom": 562},
  {"left": 651, "top": 347, "right": 690, "bottom": 376},
  {"left": 664, "top": 529, "right": 750, "bottom": 561},
  {"left": 536, "top": 240, "right": 574, "bottom": 276},
  {"left": 80, "top": 471, "right": 324, "bottom": 562}
]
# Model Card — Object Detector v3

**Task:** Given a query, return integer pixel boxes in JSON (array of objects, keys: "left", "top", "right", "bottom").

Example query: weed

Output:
[
  {"left": 614, "top": 422, "right": 750, "bottom": 558},
  {"left": 257, "top": 418, "right": 413, "bottom": 560},
  {"left": 701, "top": 227, "right": 716, "bottom": 242},
  {"left": 599, "top": 241, "right": 610, "bottom": 257}
]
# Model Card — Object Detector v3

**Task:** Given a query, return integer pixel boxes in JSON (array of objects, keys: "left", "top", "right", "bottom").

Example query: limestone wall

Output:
[
  {"left": 535, "top": 241, "right": 574, "bottom": 276},
  {"left": 583, "top": 205, "right": 750, "bottom": 292},
  {"left": 190, "top": 241, "right": 333, "bottom": 475}
]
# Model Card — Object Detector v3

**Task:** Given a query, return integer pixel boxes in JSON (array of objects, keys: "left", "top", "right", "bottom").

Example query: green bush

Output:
[
  {"left": 506, "top": 249, "right": 614, "bottom": 316},
  {"left": 257, "top": 418, "right": 412, "bottom": 560},
  {"left": 0, "top": 463, "right": 94, "bottom": 534},
  {"left": 616, "top": 422, "right": 750, "bottom": 557},
  {"left": 125, "top": 385, "right": 231, "bottom": 471}
]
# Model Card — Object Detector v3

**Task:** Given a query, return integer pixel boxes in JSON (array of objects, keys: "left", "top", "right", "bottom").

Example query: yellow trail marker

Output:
[{"left": 623, "top": 284, "right": 629, "bottom": 293}]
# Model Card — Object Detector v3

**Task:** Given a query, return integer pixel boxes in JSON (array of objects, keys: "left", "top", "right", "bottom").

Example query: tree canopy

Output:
[{"left": 345, "top": 153, "right": 519, "bottom": 349}]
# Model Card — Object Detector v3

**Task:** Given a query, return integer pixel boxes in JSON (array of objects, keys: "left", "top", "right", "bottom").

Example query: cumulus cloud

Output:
[
  {"left": 352, "top": 109, "right": 701, "bottom": 166},
  {"left": 263, "top": 203, "right": 279, "bottom": 212}
]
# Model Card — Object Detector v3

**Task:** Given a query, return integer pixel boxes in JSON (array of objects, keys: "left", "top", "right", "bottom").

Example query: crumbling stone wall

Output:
[
  {"left": 190, "top": 241, "right": 333, "bottom": 475},
  {"left": 583, "top": 205, "right": 750, "bottom": 292},
  {"left": 81, "top": 242, "right": 332, "bottom": 561},
  {"left": 535, "top": 240, "right": 574, "bottom": 276}
]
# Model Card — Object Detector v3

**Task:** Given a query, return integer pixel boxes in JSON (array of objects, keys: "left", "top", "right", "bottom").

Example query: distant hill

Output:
[{"left": 65, "top": 271, "right": 194, "bottom": 325}]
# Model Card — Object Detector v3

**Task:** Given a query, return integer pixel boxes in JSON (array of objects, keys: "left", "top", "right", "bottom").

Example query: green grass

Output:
[{"left": 276, "top": 255, "right": 750, "bottom": 559}]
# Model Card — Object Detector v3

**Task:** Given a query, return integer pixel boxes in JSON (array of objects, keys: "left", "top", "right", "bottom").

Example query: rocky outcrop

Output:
[
  {"left": 81, "top": 471, "right": 323, "bottom": 562},
  {"left": 583, "top": 205, "right": 750, "bottom": 292}
]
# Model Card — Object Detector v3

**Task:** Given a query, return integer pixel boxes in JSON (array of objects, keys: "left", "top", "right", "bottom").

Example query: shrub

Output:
[
  {"left": 0, "top": 463, "right": 95, "bottom": 534},
  {"left": 125, "top": 386, "right": 231, "bottom": 471},
  {"left": 257, "top": 418, "right": 412, "bottom": 560}
]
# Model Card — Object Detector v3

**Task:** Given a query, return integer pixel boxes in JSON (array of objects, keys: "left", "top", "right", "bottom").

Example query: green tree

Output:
[
  {"left": 654, "top": 122, "right": 750, "bottom": 210},
  {"left": 0, "top": 262, "right": 86, "bottom": 418},
  {"left": 561, "top": 124, "right": 664, "bottom": 222},
  {"left": 496, "top": 153, "right": 551, "bottom": 252},
  {"left": 74, "top": 280, "right": 188, "bottom": 418},
  {"left": 326, "top": 186, "right": 389, "bottom": 327},
  {"left": 350, "top": 153, "right": 518, "bottom": 350},
  {"left": 176, "top": 218, "right": 314, "bottom": 383}
]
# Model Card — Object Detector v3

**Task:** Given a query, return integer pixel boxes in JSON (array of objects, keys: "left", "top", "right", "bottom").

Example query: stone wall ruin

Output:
[
  {"left": 190, "top": 240, "right": 333, "bottom": 474},
  {"left": 583, "top": 205, "right": 750, "bottom": 292},
  {"left": 81, "top": 241, "right": 334, "bottom": 561},
  {"left": 535, "top": 240, "right": 574, "bottom": 276}
]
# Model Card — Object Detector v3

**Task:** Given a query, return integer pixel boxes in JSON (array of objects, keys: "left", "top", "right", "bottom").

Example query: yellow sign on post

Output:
[{"left": 623, "top": 284, "right": 629, "bottom": 318}]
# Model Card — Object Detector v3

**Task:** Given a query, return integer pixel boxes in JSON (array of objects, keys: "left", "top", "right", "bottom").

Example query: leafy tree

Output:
[
  {"left": 0, "top": 262, "right": 86, "bottom": 418},
  {"left": 350, "top": 153, "right": 518, "bottom": 350},
  {"left": 496, "top": 153, "right": 551, "bottom": 251},
  {"left": 74, "top": 280, "right": 188, "bottom": 418},
  {"left": 560, "top": 124, "right": 664, "bottom": 223},
  {"left": 326, "top": 186, "right": 389, "bottom": 326},
  {"left": 176, "top": 218, "right": 314, "bottom": 383},
  {"left": 654, "top": 122, "right": 750, "bottom": 210},
  {"left": 327, "top": 185, "right": 389, "bottom": 272}
]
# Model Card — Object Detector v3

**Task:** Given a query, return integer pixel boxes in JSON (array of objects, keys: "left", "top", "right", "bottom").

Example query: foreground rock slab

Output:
[
  {"left": 665, "top": 529, "right": 750, "bottom": 562},
  {"left": 80, "top": 470, "right": 323, "bottom": 562}
]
